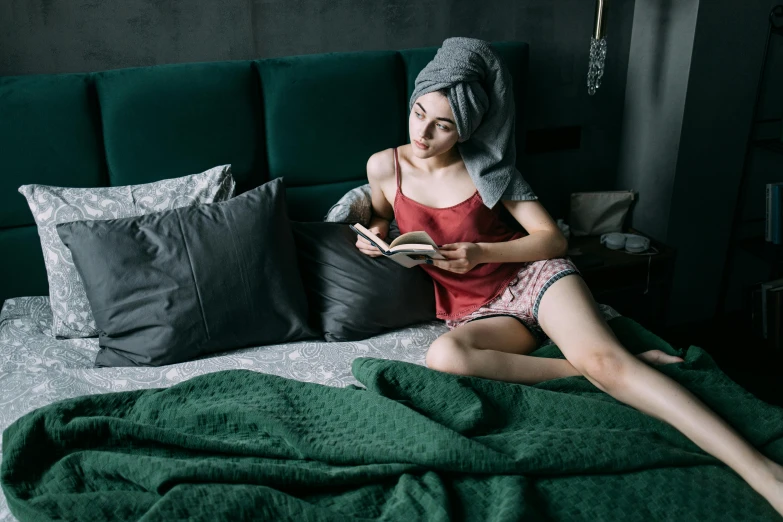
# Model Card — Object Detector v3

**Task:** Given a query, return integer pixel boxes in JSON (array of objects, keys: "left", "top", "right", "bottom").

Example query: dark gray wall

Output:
[{"left": 616, "top": 0, "right": 699, "bottom": 243}]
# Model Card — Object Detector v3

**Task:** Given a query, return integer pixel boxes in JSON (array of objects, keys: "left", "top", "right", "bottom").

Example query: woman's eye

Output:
[{"left": 414, "top": 112, "right": 448, "bottom": 131}]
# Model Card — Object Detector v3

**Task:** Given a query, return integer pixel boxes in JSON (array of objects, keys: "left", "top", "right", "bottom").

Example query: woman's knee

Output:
[
  {"left": 576, "top": 349, "right": 632, "bottom": 389},
  {"left": 425, "top": 337, "right": 473, "bottom": 375}
]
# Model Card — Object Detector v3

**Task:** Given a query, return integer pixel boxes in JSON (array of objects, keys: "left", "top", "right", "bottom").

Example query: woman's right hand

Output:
[{"left": 356, "top": 225, "right": 388, "bottom": 257}]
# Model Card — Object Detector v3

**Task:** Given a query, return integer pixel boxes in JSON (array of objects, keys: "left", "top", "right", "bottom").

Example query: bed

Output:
[
  {"left": 1, "top": 40, "right": 781, "bottom": 521},
  {"left": 2, "top": 296, "right": 782, "bottom": 521}
]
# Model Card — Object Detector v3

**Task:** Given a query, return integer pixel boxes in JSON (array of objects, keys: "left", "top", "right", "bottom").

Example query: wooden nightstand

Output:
[{"left": 566, "top": 228, "right": 677, "bottom": 332}]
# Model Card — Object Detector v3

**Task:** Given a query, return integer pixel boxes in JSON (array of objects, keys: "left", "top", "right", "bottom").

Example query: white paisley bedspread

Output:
[{"left": 0, "top": 296, "right": 620, "bottom": 521}]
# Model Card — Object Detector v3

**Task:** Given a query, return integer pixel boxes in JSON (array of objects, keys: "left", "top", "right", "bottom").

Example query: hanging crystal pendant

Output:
[
  {"left": 587, "top": 0, "right": 608, "bottom": 96},
  {"left": 587, "top": 37, "right": 607, "bottom": 96}
]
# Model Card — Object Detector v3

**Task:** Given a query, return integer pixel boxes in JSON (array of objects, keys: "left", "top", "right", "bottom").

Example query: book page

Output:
[
  {"left": 389, "top": 244, "right": 435, "bottom": 252},
  {"left": 388, "top": 248, "right": 446, "bottom": 259},
  {"left": 351, "top": 224, "right": 446, "bottom": 266},
  {"left": 388, "top": 231, "right": 438, "bottom": 249},
  {"left": 386, "top": 250, "right": 445, "bottom": 266}
]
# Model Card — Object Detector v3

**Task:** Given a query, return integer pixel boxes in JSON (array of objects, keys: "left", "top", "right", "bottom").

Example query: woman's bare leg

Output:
[
  {"left": 426, "top": 316, "right": 683, "bottom": 386},
  {"left": 534, "top": 274, "right": 783, "bottom": 516},
  {"left": 426, "top": 316, "right": 581, "bottom": 384}
]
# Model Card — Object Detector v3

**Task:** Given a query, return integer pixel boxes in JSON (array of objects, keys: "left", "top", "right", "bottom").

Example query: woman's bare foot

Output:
[
  {"left": 635, "top": 349, "right": 684, "bottom": 366},
  {"left": 634, "top": 351, "right": 781, "bottom": 516}
]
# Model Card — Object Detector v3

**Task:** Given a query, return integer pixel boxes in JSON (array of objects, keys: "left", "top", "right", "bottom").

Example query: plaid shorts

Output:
[{"left": 444, "top": 257, "right": 581, "bottom": 344}]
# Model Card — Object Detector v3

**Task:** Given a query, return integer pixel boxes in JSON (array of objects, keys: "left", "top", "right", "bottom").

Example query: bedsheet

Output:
[{"left": 0, "top": 296, "right": 620, "bottom": 522}]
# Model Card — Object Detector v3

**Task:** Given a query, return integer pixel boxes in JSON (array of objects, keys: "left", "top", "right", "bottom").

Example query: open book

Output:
[{"left": 350, "top": 223, "right": 447, "bottom": 268}]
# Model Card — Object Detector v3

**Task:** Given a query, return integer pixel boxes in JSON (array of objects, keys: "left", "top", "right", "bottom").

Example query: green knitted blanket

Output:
[{"left": 3, "top": 318, "right": 782, "bottom": 521}]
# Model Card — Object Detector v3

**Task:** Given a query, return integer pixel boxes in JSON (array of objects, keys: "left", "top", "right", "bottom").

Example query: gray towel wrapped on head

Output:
[{"left": 410, "top": 37, "right": 537, "bottom": 209}]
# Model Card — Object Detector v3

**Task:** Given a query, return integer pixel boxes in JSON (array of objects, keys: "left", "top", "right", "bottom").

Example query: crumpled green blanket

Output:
[{"left": 2, "top": 317, "right": 782, "bottom": 521}]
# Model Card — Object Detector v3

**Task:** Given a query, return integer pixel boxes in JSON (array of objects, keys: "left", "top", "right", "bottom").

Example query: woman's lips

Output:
[{"left": 414, "top": 140, "right": 429, "bottom": 149}]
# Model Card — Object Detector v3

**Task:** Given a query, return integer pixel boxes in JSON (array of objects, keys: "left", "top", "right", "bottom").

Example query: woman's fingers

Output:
[
  {"left": 355, "top": 237, "right": 382, "bottom": 257},
  {"left": 356, "top": 236, "right": 375, "bottom": 250}
]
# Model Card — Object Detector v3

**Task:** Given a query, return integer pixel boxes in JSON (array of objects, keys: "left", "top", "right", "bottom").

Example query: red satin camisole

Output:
[{"left": 391, "top": 147, "right": 528, "bottom": 320}]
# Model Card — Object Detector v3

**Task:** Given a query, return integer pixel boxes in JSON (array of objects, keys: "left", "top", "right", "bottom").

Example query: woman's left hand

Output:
[{"left": 429, "top": 242, "right": 483, "bottom": 274}]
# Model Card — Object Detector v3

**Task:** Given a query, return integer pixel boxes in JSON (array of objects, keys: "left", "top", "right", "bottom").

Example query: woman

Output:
[{"left": 355, "top": 38, "right": 783, "bottom": 516}]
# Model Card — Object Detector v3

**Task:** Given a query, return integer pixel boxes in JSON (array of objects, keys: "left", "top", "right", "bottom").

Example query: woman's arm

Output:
[
  {"left": 432, "top": 199, "right": 568, "bottom": 273},
  {"left": 475, "top": 232, "right": 567, "bottom": 264},
  {"left": 476, "top": 200, "right": 567, "bottom": 263},
  {"left": 355, "top": 151, "right": 396, "bottom": 257}
]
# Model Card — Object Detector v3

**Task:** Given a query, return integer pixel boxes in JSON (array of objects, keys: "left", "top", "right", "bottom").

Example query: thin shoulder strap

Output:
[{"left": 394, "top": 147, "right": 402, "bottom": 193}]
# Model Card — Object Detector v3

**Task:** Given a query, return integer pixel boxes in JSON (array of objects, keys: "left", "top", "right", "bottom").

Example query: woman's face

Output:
[{"left": 409, "top": 92, "right": 459, "bottom": 158}]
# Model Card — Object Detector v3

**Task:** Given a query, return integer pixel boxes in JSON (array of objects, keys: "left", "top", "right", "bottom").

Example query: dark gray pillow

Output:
[
  {"left": 56, "top": 178, "right": 318, "bottom": 367},
  {"left": 291, "top": 221, "right": 436, "bottom": 342}
]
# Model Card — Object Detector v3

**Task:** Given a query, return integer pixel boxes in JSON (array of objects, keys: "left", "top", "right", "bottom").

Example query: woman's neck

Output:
[{"left": 408, "top": 145, "right": 462, "bottom": 176}]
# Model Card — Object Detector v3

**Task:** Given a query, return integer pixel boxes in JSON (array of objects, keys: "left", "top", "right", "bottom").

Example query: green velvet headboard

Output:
[{"left": 0, "top": 41, "right": 530, "bottom": 306}]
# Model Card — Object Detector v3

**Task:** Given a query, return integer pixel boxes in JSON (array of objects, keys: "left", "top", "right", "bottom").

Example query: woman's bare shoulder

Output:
[{"left": 366, "top": 147, "right": 396, "bottom": 183}]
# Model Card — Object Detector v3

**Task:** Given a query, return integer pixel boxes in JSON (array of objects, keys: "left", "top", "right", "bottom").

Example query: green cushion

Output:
[
  {"left": 0, "top": 227, "right": 48, "bottom": 305},
  {"left": 0, "top": 74, "right": 107, "bottom": 228},
  {"left": 94, "top": 61, "right": 264, "bottom": 193},
  {"left": 256, "top": 51, "right": 406, "bottom": 219}
]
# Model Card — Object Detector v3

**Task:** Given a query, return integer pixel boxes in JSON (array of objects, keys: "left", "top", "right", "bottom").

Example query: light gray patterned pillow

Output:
[
  {"left": 18, "top": 164, "right": 236, "bottom": 339},
  {"left": 324, "top": 183, "right": 400, "bottom": 239}
]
